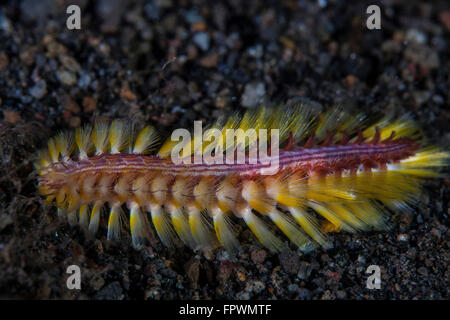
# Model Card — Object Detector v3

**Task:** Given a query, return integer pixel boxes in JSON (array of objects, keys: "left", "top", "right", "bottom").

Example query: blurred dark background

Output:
[{"left": 0, "top": 0, "right": 448, "bottom": 299}]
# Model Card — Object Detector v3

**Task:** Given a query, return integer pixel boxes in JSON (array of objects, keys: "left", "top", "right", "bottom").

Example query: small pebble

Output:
[
  {"left": 250, "top": 249, "right": 267, "bottom": 264},
  {"left": 417, "top": 267, "right": 428, "bottom": 276},
  {"left": 430, "top": 228, "right": 441, "bottom": 239},
  {"left": 193, "top": 32, "right": 210, "bottom": 51},
  {"left": 57, "top": 70, "right": 77, "bottom": 86},
  {"left": 287, "top": 284, "right": 299, "bottom": 293},
  {"left": 120, "top": 83, "right": 136, "bottom": 101},
  {"left": 69, "top": 116, "right": 81, "bottom": 128},
  {"left": 60, "top": 55, "right": 81, "bottom": 72},
  {"left": 78, "top": 72, "right": 91, "bottom": 88},
  {"left": 82, "top": 96, "right": 97, "bottom": 113},
  {"left": 94, "top": 281, "right": 123, "bottom": 300},
  {"left": 3, "top": 110, "right": 21, "bottom": 124},
  {"left": 199, "top": 52, "right": 218, "bottom": 68},
  {"left": 279, "top": 250, "right": 300, "bottom": 275},
  {"left": 90, "top": 275, "right": 105, "bottom": 291},
  {"left": 297, "top": 287, "right": 312, "bottom": 299},
  {"left": 236, "top": 270, "right": 246, "bottom": 282},
  {"left": 29, "top": 80, "right": 47, "bottom": 99},
  {"left": 241, "top": 82, "right": 265, "bottom": 108},
  {"left": 0, "top": 52, "right": 9, "bottom": 71},
  {"left": 61, "top": 96, "right": 80, "bottom": 113},
  {"left": 336, "top": 290, "right": 347, "bottom": 299},
  {"left": 297, "top": 262, "right": 312, "bottom": 280},
  {"left": 439, "top": 11, "right": 450, "bottom": 31}
]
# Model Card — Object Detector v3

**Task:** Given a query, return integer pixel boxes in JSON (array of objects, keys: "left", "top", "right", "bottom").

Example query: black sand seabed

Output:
[{"left": 0, "top": 0, "right": 448, "bottom": 299}]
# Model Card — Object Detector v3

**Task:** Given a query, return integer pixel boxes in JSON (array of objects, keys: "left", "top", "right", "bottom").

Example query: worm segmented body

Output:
[{"left": 36, "top": 106, "right": 449, "bottom": 253}]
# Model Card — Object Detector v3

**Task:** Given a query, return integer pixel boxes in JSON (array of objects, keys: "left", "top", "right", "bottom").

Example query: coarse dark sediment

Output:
[{"left": 0, "top": 0, "right": 448, "bottom": 299}]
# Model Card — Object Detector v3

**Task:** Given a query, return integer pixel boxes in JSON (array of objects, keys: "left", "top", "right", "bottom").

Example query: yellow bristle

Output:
[
  {"left": 344, "top": 171, "right": 419, "bottom": 203},
  {"left": 67, "top": 210, "right": 77, "bottom": 225},
  {"left": 79, "top": 204, "right": 89, "bottom": 227},
  {"left": 92, "top": 121, "right": 110, "bottom": 154},
  {"left": 322, "top": 220, "right": 341, "bottom": 233},
  {"left": 269, "top": 208, "right": 315, "bottom": 252},
  {"left": 88, "top": 202, "right": 103, "bottom": 235},
  {"left": 212, "top": 207, "right": 240, "bottom": 254},
  {"left": 167, "top": 204, "right": 195, "bottom": 248},
  {"left": 309, "top": 202, "right": 353, "bottom": 232},
  {"left": 296, "top": 175, "right": 357, "bottom": 203},
  {"left": 129, "top": 203, "right": 147, "bottom": 248},
  {"left": 269, "top": 104, "right": 313, "bottom": 144},
  {"left": 38, "top": 149, "right": 52, "bottom": 169},
  {"left": 151, "top": 175, "right": 169, "bottom": 205},
  {"left": 75, "top": 125, "right": 93, "bottom": 159},
  {"left": 158, "top": 133, "right": 193, "bottom": 160},
  {"left": 347, "top": 201, "right": 386, "bottom": 231},
  {"left": 148, "top": 204, "right": 178, "bottom": 247},
  {"left": 225, "top": 128, "right": 258, "bottom": 157},
  {"left": 363, "top": 114, "right": 418, "bottom": 140},
  {"left": 65, "top": 185, "right": 80, "bottom": 211},
  {"left": 394, "top": 147, "right": 450, "bottom": 169},
  {"left": 241, "top": 180, "right": 274, "bottom": 215},
  {"left": 114, "top": 174, "right": 133, "bottom": 203},
  {"left": 288, "top": 206, "right": 330, "bottom": 248},
  {"left": 55, "top": 132, "right": 73, "bottom": 161},
  {"left": 240, "top": 205, "right": 286, "bottom": 253},
  {"left": 234, "top": 108, "right": 267, "bottom": 149},
  {"left": 157, "top": 138, "right": 179, "bottom": 158},
  {"left": 326, "top": 204, "right": 365, "bottom": 230},
  {"left": 218, "top": 114, "right": 240, "bottom": 151},
  {"left": 171, "top": 177, "right": 189, "bottom": 207},
  {"left": 396, "top": 149, "right": 450, "bottom": 175},
  {"left": 187, "top": 206, "right": 218, "bottom": 251},
  {"left": 38, "top": 183, "right": 51, "bottom": 196},
  {"left": 193, "top": 177, "right": 215, "bottom": 209},
  {"left": 107, "top": 204, "right": 122, "bottom": 241},
  {"left": 109, "top": 120, "right": 129, "bottom": 154},
  {"left": 133, "top": 126, "right": 159, "bottom": 154},
  {"left": 55, "top": 187, "right": 67, "bottom": 206},
  {"left": 47, "top": 138, "right": 59, "bottom": 162},
  {"left": 315, "top": 107, "right": 365, "bottom": 141},
  {"left": 265, "top": 177, "right": 300, "bottom": 208},
  {"left": 202, "top": 123, "right": 223, "bottom": 156},
  {"left": 132, "top": 175, "right": 152, "bottom": 205},
  {"left": 216, "top": 177, "right": 238, "bottom": 212},
  {"left": 164, "top": 127, "right": 203, "bottom": 159}
]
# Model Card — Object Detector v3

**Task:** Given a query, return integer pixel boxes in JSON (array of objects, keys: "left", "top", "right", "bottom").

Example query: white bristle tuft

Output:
[
  {"left": 109, "top": 120, "right": 129, "bottom": 154},
  {"left": 133, "top": 126, "right": 159, "bottom": 154},
  {"left": 75, "top": 125, "right": 93, "bottom": 159},
  {"left": 107, "top": 204, "right": 123, "bottom": 241},
  {"left": 55, "top": 132, "right": 73, "bottom": 162},
  {"left": 47, "top": 138, "right": 59, "bottom": 163},
  {"left": 92, "top": 121, "right": 110, "bottom": 155}
]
